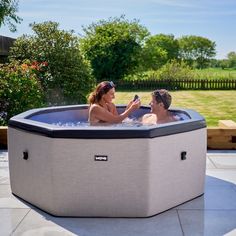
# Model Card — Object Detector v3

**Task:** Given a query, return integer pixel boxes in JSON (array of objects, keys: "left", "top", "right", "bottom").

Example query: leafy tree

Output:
[
  {"left": 9, "top": 21, "right": 95, "bottom": 105},
  {"left": 79, "top": 16, "right": 149, "bottom": 82},
  {"left": 178, "top": 35, "right": 216, "bottom": 69},
  {"left": 218, "top": 59, "right": 230, "bottom": 69},
  {"left": 208, "top": 58, "right": 225, "bottom": 68},
  {"left": 0, "top": 0, "right": 22, "bottom": 32},
  {"left": 227, "top": 51, "right": 236, "bottom": 68},
  {"left": 141, "top": 34, "right": 179, "bottom": 70}
]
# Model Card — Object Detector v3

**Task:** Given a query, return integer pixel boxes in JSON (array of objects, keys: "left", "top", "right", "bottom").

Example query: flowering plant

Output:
[
  {"left": 0, "top": 60, "right": 45, "bottom": 125},
  {"left": 20, "top": 60, "right": 52, "bottom": 89}
]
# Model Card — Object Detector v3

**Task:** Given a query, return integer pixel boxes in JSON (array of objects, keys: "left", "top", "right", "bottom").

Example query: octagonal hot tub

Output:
[{"left": 8, "top": 105, "right": 206, "bottom": 217}]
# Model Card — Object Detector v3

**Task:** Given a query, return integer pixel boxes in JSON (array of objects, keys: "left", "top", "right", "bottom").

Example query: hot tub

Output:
[{"left": 8, "top": 105, "right": 206, "bottom": 217}]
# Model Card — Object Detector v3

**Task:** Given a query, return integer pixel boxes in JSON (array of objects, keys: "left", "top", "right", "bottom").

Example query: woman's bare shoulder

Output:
[{"left": 90, "top": 104, "right": 101, "bottom": 111}]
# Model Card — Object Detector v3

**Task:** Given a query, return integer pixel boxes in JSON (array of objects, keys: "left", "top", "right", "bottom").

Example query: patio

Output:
[{"left": 0, "top": 149, "right": 236, "bottom": 236}]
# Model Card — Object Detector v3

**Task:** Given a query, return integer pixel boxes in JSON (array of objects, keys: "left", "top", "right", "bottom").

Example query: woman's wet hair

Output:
[
  {"left": 152, "top": 89, "right": 172, "bottom": 109},
  {"left": 88, "top": 81, "right": 115, "bottom": 104}
]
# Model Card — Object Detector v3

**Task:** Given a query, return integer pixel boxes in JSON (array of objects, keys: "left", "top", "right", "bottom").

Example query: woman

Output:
[
  {"left": 142, "top": 89, "right": 178, "bottom": 125},
  {"left": 88, "top": 81, "right": 140, "bottom": 124}
]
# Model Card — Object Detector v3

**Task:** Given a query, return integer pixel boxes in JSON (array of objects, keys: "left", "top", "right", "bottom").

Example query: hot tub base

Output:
[{"left": 8, "top": 127, "right": 206, "bottom": 217}]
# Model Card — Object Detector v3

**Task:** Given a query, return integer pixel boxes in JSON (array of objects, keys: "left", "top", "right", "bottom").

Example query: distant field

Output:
[
  {"left": 115, "top": 90, "right": 236, "bottom": 127},
  {"left": 194, "top": 68, "right": 236, "bottom": 80},
  {"left": 123, "top": 67, "right": 236, "bottom": 81}
]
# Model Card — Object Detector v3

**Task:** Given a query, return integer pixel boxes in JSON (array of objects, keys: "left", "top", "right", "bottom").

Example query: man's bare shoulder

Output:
[
  {"left": 142, "top": 113, "right": 155, "bottom": 118},
  {"left": 142, "top": 113, "right": 157, "bottom": 124}
]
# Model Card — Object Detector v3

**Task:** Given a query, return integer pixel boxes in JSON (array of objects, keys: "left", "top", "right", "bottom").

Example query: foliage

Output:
[
  {"left": 0, "top": 0, "right": 22, "bottom": 32},
  {"left": 79, "top": 16, "right": 150, "bottom": 82},
  {"left": 208, "top": 59, "right": 222, "bottom": 68},
  {"left": 219, "top": 59, "right": 230, "bottom": 69},
  {"left": 123, "top": 60, "right": 194, "bottom": 82},
  {"left": 123, "top": 70, "right": 156, "bottom": 81},
  {"left": 124, "top": 66, "right": 236, "bottom": 82},
  {"left": 193, "top": 68, "right": 236, "bottom": 80},
  {"left": 9, "top": 21, "right": 95, "bottom": 105},
  {"left": 0, "top": 61, "right": 44, "bottom": 125},
  {"left": 178, "top": 35, "right": 216, "bottom": 69},
  {"left": 141, "top": 34, "right": 179, "bottom": 70},
  {"left": 157, "top": 60, "right": 194, "bottom": 81},
  {"left": 227, "top": 51, "right": 236, "bottom": 68}
]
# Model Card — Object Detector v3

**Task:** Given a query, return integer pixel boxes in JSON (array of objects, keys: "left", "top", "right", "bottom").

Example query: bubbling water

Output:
[
  {"left": 50, "top": 111, "right": 189, "bottom": 128},
  {"left": 50, "top": 112, "right": 189, "bottom": 128},
  {"left": 51, "top": 118, "right": 145, "bottom": 128}
]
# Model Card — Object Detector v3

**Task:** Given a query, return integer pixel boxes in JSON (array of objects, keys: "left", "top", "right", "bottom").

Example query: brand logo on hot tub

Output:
[{"left": 94, "top": 155, "right": 108, "bottom": 161}]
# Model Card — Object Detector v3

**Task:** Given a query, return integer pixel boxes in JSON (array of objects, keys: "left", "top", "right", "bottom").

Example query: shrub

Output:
[
  {"left": 157, "top": 60, "right": 194, "bottom": 80},
  {"left": 9, "top": 21, "right": 95, "bottom": 105},
  {"left": 0, "top": 61, "right": 44, "bottom": 125},
  {"left": 123, "top": 61, "right": 194, "bottom": 81},
  {"left": 123, "top": 71, "right": 157, "bottom": 81}
]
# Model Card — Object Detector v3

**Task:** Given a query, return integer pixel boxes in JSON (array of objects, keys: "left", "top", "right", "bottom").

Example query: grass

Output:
[
  {"left": 123, "top": 67, "right": 236, "bottom": 81},
  {"left": 114, "top": 90, "right": 236, "bottom": 127},
  {"left": 194, "top": 68, "right": 236, "bottom": 80}
]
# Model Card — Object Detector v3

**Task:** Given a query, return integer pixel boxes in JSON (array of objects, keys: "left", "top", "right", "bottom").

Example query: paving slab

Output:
[
  {"left": 0, "top": 149, "right": 235, "bottom": 236},
  {"left": 205, "top": 175, "right": 234, "bottom": 187},
  {"left": 206, "top": 156, "right": 216, "bottom": 169},
  {"left": 0, "top": 165, "right": 10, "bottom": 185},
  {"left": 0, "top": 184, "right": 12, "bottom": 198},
  {"left": 178, "top": 210, "right": 236, "bottom": 236},
  {"left": 207, "top": 169, "right": 236, "bottom": 185},
  {"left": 0, "top": 185, "right": 31, "bottom": 209},
  {"left": 12, "top": 208, "right": 183, "bottom": 236},
  {"left": 208, "top": 156, "right": 236, "bottom": 169},
  {"left": 207, "top": 150, "right": 236, "bottom": 154},
  {"left": 0, "top": 150, "right": 8, "bottom": 161},
  {"left": 175, "top": 177, "right": 236, "bottom": 210},
  {"left": 0, "top": 209, "right": 30, "bottom": 236}
]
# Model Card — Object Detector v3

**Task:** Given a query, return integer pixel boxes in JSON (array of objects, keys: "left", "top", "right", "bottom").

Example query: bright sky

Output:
[{"left": 1, "top": 0, "right": 236, "bottom": 59}]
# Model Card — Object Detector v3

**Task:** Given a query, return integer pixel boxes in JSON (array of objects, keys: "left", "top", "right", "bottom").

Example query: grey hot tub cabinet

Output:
[{"left": 8, "top": 105, "right": 207, "bottom": 217}]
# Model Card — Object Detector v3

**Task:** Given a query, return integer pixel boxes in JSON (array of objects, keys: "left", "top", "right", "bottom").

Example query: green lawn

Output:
[
  {"left": 114, "top": 90, "right": 236, "bottom": 127},
  {"left": 194, "top": 68, "right": 236, "bottom": 80}
]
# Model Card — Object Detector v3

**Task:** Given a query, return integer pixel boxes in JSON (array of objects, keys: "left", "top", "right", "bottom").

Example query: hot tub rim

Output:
[{"left": 8, "top": 105, "right": 206, "bottom": 139}]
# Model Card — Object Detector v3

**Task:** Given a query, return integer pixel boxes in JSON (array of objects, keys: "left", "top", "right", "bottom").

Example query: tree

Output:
[
  {"left": 79, "top": 16, "right": 149, "bottom": 82},
  {"left": 141, "top": 34, "right": 179, "bottom": 70},
  {"left": 0, "top": 0, "right": 22, "bottom": 32},
  {"left": 9, "top": 21, "right": 95, "bottom": 105},
  {"left": 178, "top": 35, "right": 216, "bottom": 69},
  {"left": 227, "top": 51, "right": 236, "bottom": 68}
]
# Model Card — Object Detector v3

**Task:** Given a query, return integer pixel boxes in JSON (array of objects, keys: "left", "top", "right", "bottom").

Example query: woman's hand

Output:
[
  {"left": 126, "top": 96, "right": 141, "bottom": 110},
  {"left": 130, "top": 99, "right": 141, "bottom": 111},
  {"left": 126, "top": 100, "right": 133, "bottom": 110}
]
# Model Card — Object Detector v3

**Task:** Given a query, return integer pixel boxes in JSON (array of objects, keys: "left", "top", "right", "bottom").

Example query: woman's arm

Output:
[
  {"left": 107, "top": 102, "right": 118, "bottom": 115},
  {"left": 90, "top": 101, "right": 140, "bottom": 124}
]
